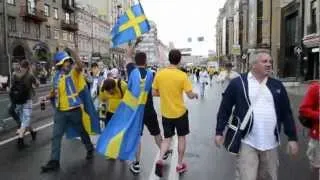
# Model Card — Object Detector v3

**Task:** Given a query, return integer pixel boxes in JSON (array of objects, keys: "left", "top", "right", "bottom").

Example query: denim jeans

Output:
[
  {"left": 50, "top": 108, "right": 93, "bottom": 161},
  {"left": 15, "top": 100, "right": 32, "bottom": 128}
]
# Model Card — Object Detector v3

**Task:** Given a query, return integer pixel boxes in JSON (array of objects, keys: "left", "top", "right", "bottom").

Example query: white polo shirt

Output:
[{"left": 242, "top": 72, "right": 279, "bottom": 151}]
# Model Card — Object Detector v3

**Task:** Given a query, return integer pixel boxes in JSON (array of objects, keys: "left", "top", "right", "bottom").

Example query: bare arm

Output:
[
  {"left": 68, "top": 49, "right": 83, "bottom": 72},
  {"left": 125, "top": 37, "right": 143, "bottom": 66},
  {"left": 185, "top": 91, "right": 198, "bottom": 99}
]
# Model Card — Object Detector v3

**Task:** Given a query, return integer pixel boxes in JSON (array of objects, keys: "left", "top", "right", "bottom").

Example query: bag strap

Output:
[{"left": 239, "top": 76, "right": 268, "bottom": 130}]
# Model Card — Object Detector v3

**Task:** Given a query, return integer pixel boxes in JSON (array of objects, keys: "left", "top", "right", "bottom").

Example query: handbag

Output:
[{"left": 223, "top": 76, "right": 267, "bottom": 154}]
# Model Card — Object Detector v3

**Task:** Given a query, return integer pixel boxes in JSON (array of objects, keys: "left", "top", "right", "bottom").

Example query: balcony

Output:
[
  {"left": 62, "top": 0, "right": 75, "bottom": 12},
  {"left": 20, "top": 6, "right": 47, "bottom": 23},
  {"left": 61, "top": 20, "right": 79, "bottom": 32},
  {"left": 307, "top": 24, "right": 317, "bottom": 35}
]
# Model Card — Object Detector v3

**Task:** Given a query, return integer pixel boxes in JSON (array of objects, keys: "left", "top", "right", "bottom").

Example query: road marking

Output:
[
  {"left": 168, "top": 136, "right": 179, "bottom": 180},
  {"left": 148, "top": 136, "right": 178, "bottom": 180},
  {"left": 0, "top": 122, "right": 53, "bottom": 146},
  {"left": 148, "top": 148, "right": 161, "bottom": 180}
]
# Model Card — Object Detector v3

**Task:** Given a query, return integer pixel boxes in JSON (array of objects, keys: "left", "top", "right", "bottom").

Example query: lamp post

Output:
[{"left": 3, "top": 0, "right": 12, "bottom": 86}]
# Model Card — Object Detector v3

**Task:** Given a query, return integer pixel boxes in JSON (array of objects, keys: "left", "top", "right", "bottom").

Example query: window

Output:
[
  {"left": 23, "top": 22, "right": 31, "bottom": 33},
  {"left": 54, "top": 8, "right": 58, "bottom": 19},
  {"left": 54, "top": 29, "right": 59, "bottom": 39},
  {"left": 44, "top": 5, "right": 50, "bottom": 17},
  {"left": 53, "top": 0, "right": 56, "bottom": 2},
  {"left": 63, "top": 31, "right": 68, "bottom": 40},
  {"left": 311, "top": 0, "right": 317, "bottom": 33},
  {"left": 27, "top": 0, "right": 36, "bottom": 14},
  {"left": 7, "top": 0, "right": 14, "bottom": 5},
  {"left": 46, "top": 25, "right": 51, "bottom": 38},
  {"left": 35, "top": 24, "right": 40, "bottom": 39},
  {"left": 0, "top": 14, "right": 2, "bottom": 32},
  {"left": 8, "top": 16, "right": 16, "bottom": 32},
  {"left": 257, "top": 0, "right": 263, "bottom": 44},
  {"left": 65, "top": 13, "right": 70, "bottom": 24},
  {"left": 69, "top": 33, "right": 74, "bottom": 41}
]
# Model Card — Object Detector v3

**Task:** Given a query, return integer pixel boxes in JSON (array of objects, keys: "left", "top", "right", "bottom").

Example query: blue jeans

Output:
[
  {"left": 50, "top": 108, "right": 93, "bottom": 161},
  {"left": 200, "top": 83, "right": 206, "bottom": 97}
]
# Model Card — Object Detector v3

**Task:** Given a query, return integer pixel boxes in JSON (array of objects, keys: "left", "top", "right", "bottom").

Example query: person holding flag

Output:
[
  {"left": 96, "top": 1, "right": 168, "bottom": 175},
  {"left": 41, "top": 50, "right": 100, "bottom": 173}
]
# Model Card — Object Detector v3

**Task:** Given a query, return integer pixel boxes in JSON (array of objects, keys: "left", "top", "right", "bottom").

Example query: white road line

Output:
[
  {"left": 148, "top": 149, "right": 161, "bottom": 180},
  {"left": 168, "top": 136, "right": 179, "bottom": 180},
  {"left": 0, "top": 122, "right": 53, "bottom": 146}
]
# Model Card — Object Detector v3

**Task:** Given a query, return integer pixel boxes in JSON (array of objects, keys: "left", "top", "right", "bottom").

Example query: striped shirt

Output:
[{"left": 242, "top": 72, "right": 279, "bottom": 151}]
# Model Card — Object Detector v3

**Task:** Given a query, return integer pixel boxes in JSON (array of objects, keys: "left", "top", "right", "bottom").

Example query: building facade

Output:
[
  {"left": 136, "top": 21, "right": 159, "bottom": 65},
  {"left": 302, "top": 0, "right": 320, "bottom": 80},
  {"left": 76, "top": 4, "right": 110, "bottom": 65},
  {"left": 0, "top": 0, "right": 78, "bottom": 77}
]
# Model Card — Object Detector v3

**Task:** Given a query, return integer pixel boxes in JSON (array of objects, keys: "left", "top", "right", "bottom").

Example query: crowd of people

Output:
[{"left": 5, "top": 41, "right": 319, "bottom": 180}]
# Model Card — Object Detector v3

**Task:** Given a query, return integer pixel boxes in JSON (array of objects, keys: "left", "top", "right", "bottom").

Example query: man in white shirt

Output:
[
  {"left": 215, "top": 50, "right": 299, "bottom": 180},
  {"left": 217, "top": 62, "right": 239, "bottom": 91}
]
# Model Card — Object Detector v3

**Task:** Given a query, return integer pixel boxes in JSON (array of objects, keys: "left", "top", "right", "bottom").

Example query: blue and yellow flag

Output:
[
  {"left": 111, "top": 3, "right": 150, "bottom": 47},
  {"left": 96, "top": 68, "right": 153, "bottom": 160},
  {"left": 51, "top": 69, "right": 101, "bottom": 138}
]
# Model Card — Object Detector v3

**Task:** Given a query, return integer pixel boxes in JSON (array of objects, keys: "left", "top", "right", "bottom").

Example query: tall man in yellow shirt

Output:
[{"left": 153, "top": 49, "right": 198, "bottom": 177}]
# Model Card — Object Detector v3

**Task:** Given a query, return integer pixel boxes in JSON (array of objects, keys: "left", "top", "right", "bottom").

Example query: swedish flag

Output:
[
  {"left": 96, "top": 69, "right": 153, "bottom": 160},
  {"left": 111, "top": 3, "right": 150, "bottom": 47}
]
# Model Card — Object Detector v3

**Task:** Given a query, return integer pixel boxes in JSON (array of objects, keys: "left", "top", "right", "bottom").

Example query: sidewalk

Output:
[{"left": 283, "top": 82, "right": 308, "bottom": 96}]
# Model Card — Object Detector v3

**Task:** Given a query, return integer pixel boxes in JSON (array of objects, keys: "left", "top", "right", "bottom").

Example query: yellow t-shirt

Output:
[
  {"left": 99, "top": 80, "right": 128, "bottom": 113},
  {"left": 153, "top": 68, "right": 193, "bottom": 119},
  {"left": 56, "top": 69, "right": 83, "bottom": 111}
]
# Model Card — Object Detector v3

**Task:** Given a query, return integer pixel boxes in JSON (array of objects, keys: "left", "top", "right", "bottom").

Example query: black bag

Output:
[
  {"left": 9, "top": 75, "right": 29, "bottom": 105},
  {"left": 299, "top": 116, "right": 312, "bottom": 128},
  {"left": 224, "top": 115, "right": 243, "bottom": 154}
]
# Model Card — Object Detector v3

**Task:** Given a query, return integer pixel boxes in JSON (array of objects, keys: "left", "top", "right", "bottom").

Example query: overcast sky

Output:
[{"left": 140, "top": 0, "right": 226, "bottom": 56}]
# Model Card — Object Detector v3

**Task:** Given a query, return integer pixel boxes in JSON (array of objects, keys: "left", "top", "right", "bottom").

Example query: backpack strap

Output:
[{"left": 117, "top": 79, "right": 124, "bottom": 98}]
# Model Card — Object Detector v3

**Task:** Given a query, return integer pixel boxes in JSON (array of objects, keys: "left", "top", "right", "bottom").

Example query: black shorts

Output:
[
  {"left": 142, "top": 110, "right": 161, "bottom": 136},
  {"left": 162, "top": 111, "right": 189, "bottom": 138},
  {"left": 104, "top": 112, "right": 114, "bottom": 126}
]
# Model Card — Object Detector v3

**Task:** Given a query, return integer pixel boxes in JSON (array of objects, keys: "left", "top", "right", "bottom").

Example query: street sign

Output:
[
  {"left": 178, "top": 48, "right": 192, "bottom": 52},
  {"left": 232, "top": 45, "right": 241, "bottom": 55}
]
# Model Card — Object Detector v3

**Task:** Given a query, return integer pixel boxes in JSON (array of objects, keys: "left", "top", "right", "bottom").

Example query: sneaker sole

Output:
[
  {"left": 155, "top": 163, "right": 163, "bottom": 177},
  {"left": 163, "top": 149, "right": 173, "bottom": 160}
]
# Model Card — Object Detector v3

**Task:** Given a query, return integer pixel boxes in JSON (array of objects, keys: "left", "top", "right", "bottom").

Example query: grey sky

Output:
[
  {"left": 76, "top": 0, "right": 226, "bottom": 56},
  {"left": 140, "top": 0, "right": 226, "bottom": 56}
]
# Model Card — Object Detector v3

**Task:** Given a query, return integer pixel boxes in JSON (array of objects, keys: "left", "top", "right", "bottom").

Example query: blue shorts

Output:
[{"left": 15, "top": 100, "right": 32, "bottom": 128}]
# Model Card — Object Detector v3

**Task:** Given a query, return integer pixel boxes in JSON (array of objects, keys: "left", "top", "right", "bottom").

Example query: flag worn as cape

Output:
[
  {"left": 96, "top": 68, "right": 153, "bottom": 160},
  {"left": 51, "top": 69, "right": 101, "bottom": 138}
]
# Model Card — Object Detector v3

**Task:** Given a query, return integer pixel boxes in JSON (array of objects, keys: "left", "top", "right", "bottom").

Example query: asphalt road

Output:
[{"left": 0, "top": 81, "right": 312, "bottom": 180}]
